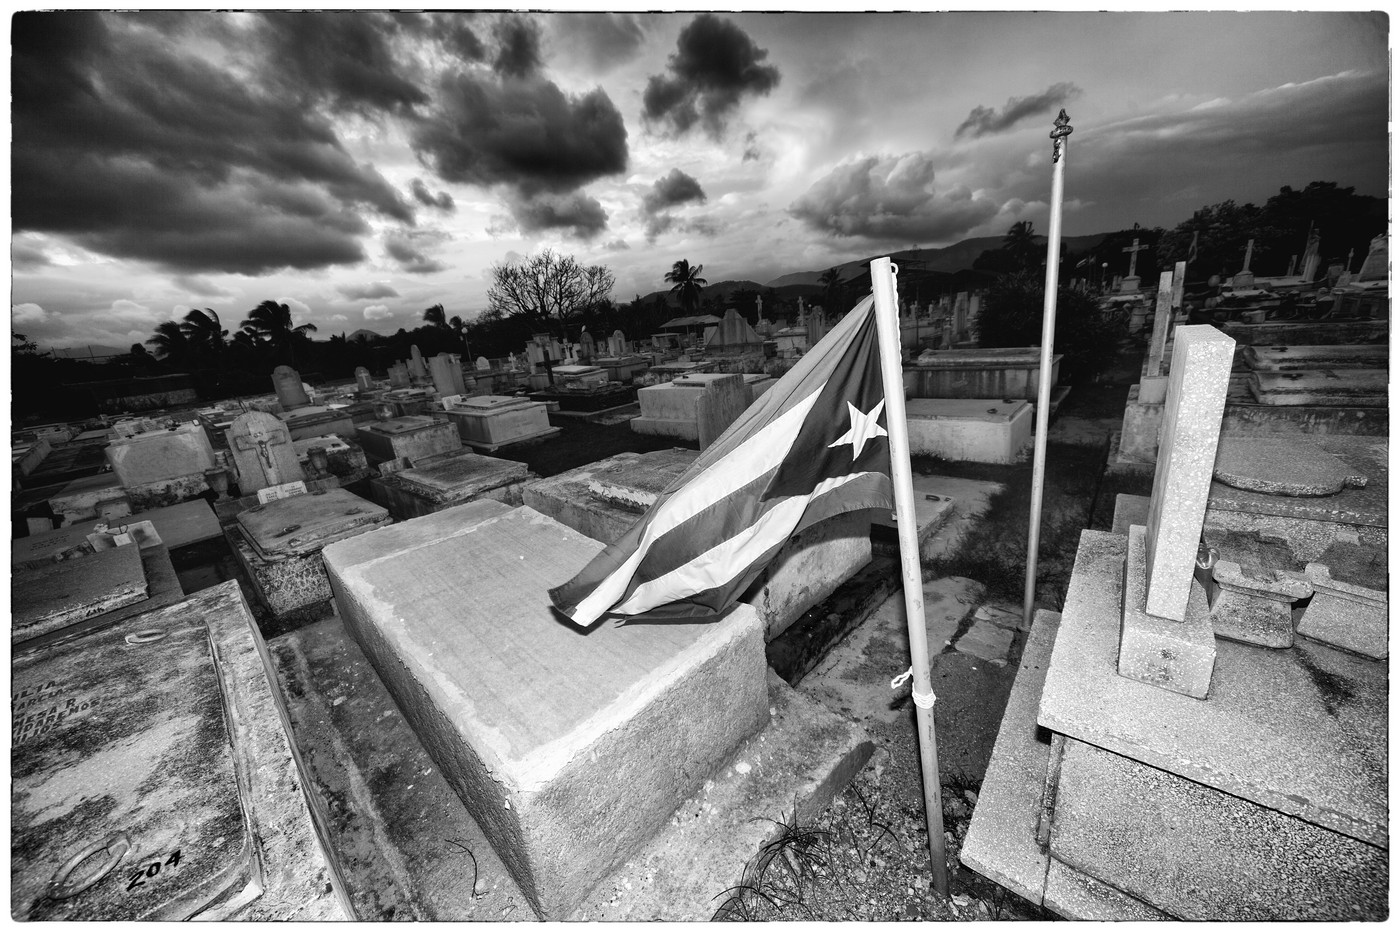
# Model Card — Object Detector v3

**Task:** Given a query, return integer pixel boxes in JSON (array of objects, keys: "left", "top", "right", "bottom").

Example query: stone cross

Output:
[
  {"left": 579, "top": 330, "right": 596, "bottom": 363},
  {"left": 1240, "top": 239, "right": 1255, "bottom": 272},
  {"left": 226, "top": 411, "right": 303, "bottom": 494},
  {"left": 1122, "top": 238, "right": 1148, "bottom": 278},
  {"left": 1346, "top": 248, "right": 1355, "bottom": 272}
]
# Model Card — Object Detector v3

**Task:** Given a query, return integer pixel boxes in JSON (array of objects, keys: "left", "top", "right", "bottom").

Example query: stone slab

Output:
[
  {"left": 1051, "top": 737, "right": 1387, "bottom": 920},
  {"left": 1040, "top": 530, "right": 1388, "bottom": 848},
  {"left": 1296, "top": 564, "right": 1388, "bottom": 659},
  {"left": 1242, "top": 343, "right": 1388, "bottom": 371},
  {"left": 961, "top": 610, "right": 1061, "bottom": 904},
  {"left": 236, "top": 487, "right": 391, "bottom": 561},
  {"left": 11, "top": 605, "right": 254, "bottom": 920},
  {"left": 47, "top": 472, "right": 126, "bottom": 523},
  {"left": 1248, "top": 368, "right": 1387, "bottom": 407},
  {"left": 104, "top": 421, "right": 217, "bottom": 488},
  {"left": 1119, "top": 525, "right": 1215, "bottom": 698},
  {"left": 904, "top": 398, "right": 1033, "bottom": 464},
  {"left": 369, "top": 449, "right": 531, "bottom": 519},
  {"left": 12, "top": 542, "right": 148, "bottom": 645},
  {"left": 1221, "top": 319, "right": 1388, "bottom": 346},
  {"left": 1208, "top": 434, "right": 1387, "bottom": 528},
  {"left": 354, "top": 416, "right": 461, "bottom": 465},
  {"left": 869, "top": 473, "right": 957, "bottom": 562},
  {"left": 1214, "top": 436, "right": 1368, "bottom": 496},
  {"left": 1109, "top": 493, "right": 1150, "bottom": 536},
  {"left": 571, "top": 671, "right": 874, "bottom": 920},
  {"left": 1042, "top": 858, "right": 1170, "bottom": 921},
  {"left": 322, "top": 502, "right": 770, "bottom": 919}
]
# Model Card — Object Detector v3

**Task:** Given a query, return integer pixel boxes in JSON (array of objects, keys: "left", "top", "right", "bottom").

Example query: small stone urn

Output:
[{"left": 204, "top": 466, "right": 231, "bottom": 500}]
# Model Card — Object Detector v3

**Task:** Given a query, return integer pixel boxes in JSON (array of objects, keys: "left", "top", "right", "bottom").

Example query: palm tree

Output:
[
  {"left": 665, "top": 259, "right": 707, "bottom": 315},
  {"left": 423, "top": 303, "right": 448, "bottom": 329},
  {"left": 145, "top": 320, "right": 191, "bottom": 365},
  {"left": 240, "top": 300, "right": 317, "bottom": 365},
  {"left": 1004, "top": 221, "right": 1039, "bottom": 270},
  {"left": 449, "top": 315, "right": 471, "bottom": 356},
  {"left": 819, "top": 267, "right": 844, "bottom": 310},
  {"left": 180, "top": 308, "right": 227, "bottom": 358}
]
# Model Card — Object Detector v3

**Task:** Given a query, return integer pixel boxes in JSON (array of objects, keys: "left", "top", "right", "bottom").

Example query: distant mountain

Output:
[
  {"left": 48, "top": 344, "right": 129, "bottom": 359},
  {"left": 346, "top": 328, "right": 381, "bottom": 342}
]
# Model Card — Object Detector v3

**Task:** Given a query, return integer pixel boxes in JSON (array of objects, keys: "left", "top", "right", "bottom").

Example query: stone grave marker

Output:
[
  {"left": 1231, "top": 239, "right": 1256, "bottom": 289},
  {"left": 354, "top": 366, "right": 373, "bottom": 391},
  {"left": 579, "top": 330, "right": 596, "bottom": 363},
  {"left": 12, "top": 542, "right": 149, "bottom": 645},
  {"left": 227, "top": 411, "right": 304, "bottom": 495},
  {"left": 429, "top": 352, "right": 467, "bottom": 398},
  {"left": 1119, "top": 238, "right": 1147, "bottom": 293},
  {"left": 388, "top": 362, "right": 410, "bottom": 388},
  {"left": 408, "top": 345, "right": 428, "bottom": 381},
  {"left": 608, "top": 330, "right": 626, "bottom": 356},
  {"left": 1119, "top": 325, "right": 1234, "bottom": 698},
  {"left": 1142, "top": 269, "right": 1175, "bottom": 398},
  {"left": 953, "top": 292, "right": 969, "bottom": 339},
  {"left": 476, "top": 355, "right": 491, "bottom": 371},
  {"left": 272, "top": 365, "right": 311, "bottom": 411},
  {"left": 1356, "top": 233, "right": 1387, "bottom": 282}
]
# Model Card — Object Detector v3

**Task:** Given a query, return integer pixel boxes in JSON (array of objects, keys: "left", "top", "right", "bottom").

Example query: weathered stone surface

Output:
[
  {"left": 104, "top": 422, "right": 217, "bottom": 488},
  {"left": 355, "top": 415, "right": 461, "bottom": 465},
  {"left": 1208, "top": 435, "right": 1387, "bottom": 528},
  {"left": 1242, "top": 343, "right": 1388, "bottom": 372},
  {"left": 961, "top": 610, "right": 1061, "bottom": 905},
  {"left": 1119, "top": 525, "right": 1216, "bottom": 698},
  {"left": 904, "top": 398, "right": 1032, "bottom": 463},
  {"left": 442, "top": 395, "right": 558, "bottom": 452},
  {"left": 1213, "top": 436, "right": 1367, "bottom": 496},
  {"left": 48, "top": 472, "right": 126, "bottom": 524},
  {"left": 1051, "top": 738, "right": 1388, "bottom": 921},
  {"left": 1110, "top": 492, "right": 1150, "bottom": 536},
  {"left": 1042, "top": 858, "right": 1170, "bottom": 921},
  {"left": 322, "top": 502, "right": 770, "bottom": 919},
  {"left": 227, "top": 411, "right": 304, "bottom": 495},
  {"left": 1206, "top": 559, "right": 1311, "bottom": 648},
  {"left": 12, "top": 604, "right": 252, "bottom": 920},
  {"left": 1296, "top": 563, "right": 1388, "bottom": 659},
  {"left": 905, "top": 347, "right": 1061, "bottom": 400},
  {"left": 281, "top": 406, "right": 355, "bottom": 442},
  {"left": 429, "top": 352, "right": 467, "bottom": 397},
  {"left": 1042, "top": 530, "right": 1388, "bottom": 847},
  {"left": 1144, "top": 325, "right": 1235, "bottom": 621},
  {"left": 1221, "top": 319, "right": 1388, "bottom": 347},
  {"left": 1248, "top": 368, "right": 1387, "bottom": 407},
  {"left": 236, "top": 488, "right": 391, "bottom": 561},
  {"left": 369, "top": 449, "right": 532, "bottom": 519},
  {"left": 631, "top": 373, "right": 750, "bottom": 448},
  {"left": 12, "top": 542, "right": 148, "bottom": 644},
  {"left": 273, "top": 364, "right": 312, "bottom": 410}
]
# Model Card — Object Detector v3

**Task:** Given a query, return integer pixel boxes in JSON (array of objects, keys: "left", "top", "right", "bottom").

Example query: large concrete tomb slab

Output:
[
  {"left": 355, "top": 415, "right": 460, "bottom": 465},
  {"left": 369, "top": 448, "right": 533, "bottom": 519},
  {"left": 904, "top": 398, "right": 1032, "bottom": 463},
  {"left": 12, "top": 542, "right": 149, "bottom": 645},
  {"left": 443, "top": 395, "right": 559, "bottom": 452},
  {"left": 322, "top": 501, "right": 769, "bottom": 918}
]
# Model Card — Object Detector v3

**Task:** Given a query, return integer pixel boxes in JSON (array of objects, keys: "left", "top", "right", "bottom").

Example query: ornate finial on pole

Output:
[{"left": 1050, "top": 109, "right": 1073, "bottom": 163}]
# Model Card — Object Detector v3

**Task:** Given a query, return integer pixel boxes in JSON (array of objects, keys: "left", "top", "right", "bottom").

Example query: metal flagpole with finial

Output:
[{"left": 1022, "top": 110, "right": 1073, "bottom": 630}]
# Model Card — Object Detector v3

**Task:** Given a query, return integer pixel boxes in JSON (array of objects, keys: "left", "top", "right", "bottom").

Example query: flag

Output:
[{"left": 550, "top": 294, "right": 894, "bottom": 629}]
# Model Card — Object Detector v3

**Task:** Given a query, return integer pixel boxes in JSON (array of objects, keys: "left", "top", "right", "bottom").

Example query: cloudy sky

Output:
[{"left": 11, "top": 10, "right": 1388, "bottom": 351}]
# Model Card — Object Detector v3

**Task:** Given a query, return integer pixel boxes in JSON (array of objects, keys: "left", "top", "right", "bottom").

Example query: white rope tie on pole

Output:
[{"left": 890, "top": 668, "right": 938, "bottom": 708}]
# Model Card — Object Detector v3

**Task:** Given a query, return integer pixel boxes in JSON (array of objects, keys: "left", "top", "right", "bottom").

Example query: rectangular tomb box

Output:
[
  {"left": 551, "top": 364, "right": 609, "bottom": 387},
  {"left": 904, "top": 398, "right": 1034, "bottom": 464},
  {"left": 48, "top": 472, "right": 128, "bottom": 525},
  {"left": 443, "top": 395, "right": 558, "bottom": 451},
  {"left": 104, "top": 421, "right": 217, "bottom": 488},
  {"left": 280, "top": 405, "right": 356, "bottom": 442},
  {"left": 354, "top": 415, "right": 461, "bottom": 466},
  {"left": 322, "top": 501, "right": 769, "bottom": 920},
  {"left": 11, "top": 582, "right": 347, "bottom": 921},
  {"left": 906, "top": 348, "right": 1063, "bottom": 401},
  {"left": 522, "top": 448, "right": 872, "bottom": 640},
  {"left": 225, "top": 488, "right": 391, "bottom": 618},
  {"left": 368, "top": 448, "right": 534, "bottom": 519},
  {"left": 631, "top": 373, "right": 750, "bottom": 446},
  {"left": 291, "top": 433, "right": 368, "bottom": 478},
  {"left": 12, "top": 542, "right": 149, "bottom": 646}
]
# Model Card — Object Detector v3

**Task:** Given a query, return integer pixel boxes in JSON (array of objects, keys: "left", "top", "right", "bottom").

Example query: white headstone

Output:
[{"left": 227, "top": 411, "right": 304, "bottom": 494}]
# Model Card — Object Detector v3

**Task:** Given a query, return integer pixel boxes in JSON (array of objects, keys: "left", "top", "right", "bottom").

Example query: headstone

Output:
[
  {"left": 1300, "top": 228, "right": 1321, "bottom": 282},
  {"left": 354, "top": 366, "right": 373, "bottom": 391},
  {"left": 967, "top": 294, "right": 980, "bottom": 330},
  {"left": 408, "top": 345, "right": 428, "bottom": 381},
  {"left": 1145, "top": 269, "right": 1175, "bottom": 378},
  {"left": 579, "top": 331, "right": 596, "bottom": 363},
  {"left": 806, "top": 307, "right": 827, "bottom": 348},
  {"left": 226, "top": 411, "right": 304, "bottom": 494},
  {"left": 1231, "top": 239, "right": 1256, "bottom": 289},
  {"left": 272, "top": 365, "right": 311, "bottom": 411},
  {"left": 388, "top": 362, "right": 410, "bottom": 388},
  {"left": 708, "top": 308, "right": 762, "bottom": 348},
  {"left": 796, "top": 296, "right": 805, "bottom": 321},
  {"left": 608, "top": 330, "right": 627, "bottom": 357},
  {"left": 953, "top": 292, "right": 969, "bottom": 338},
  {"left": 1356, "top": 234, "right": 1387, "bottom": 282},
  {"left": 1119, "top": 238, "right": 1147, "bottom": 293},
  {"left": 429, "top": 352, "right": 467, "bottom": 398},
  {"left": 476, "top": 355, "right": 491, "bottom": 371}
]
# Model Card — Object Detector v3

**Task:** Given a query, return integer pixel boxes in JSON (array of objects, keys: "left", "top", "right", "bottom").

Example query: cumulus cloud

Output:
[
  {"left": 642, "top": 14, "right": 780, "bottom": 138},
  {"left": 605, "top": 238, "right": 630, "bottom": 250},
  {"left": 546, "top": 14, "right": 647, "bottom": 73},
  {"left": 789, "top": 152, "right": 1001, "bottom": 242},
  {"left": 363, "top": 304, "right": 393, "bottom": 320},
  {"left": 13, "top": 302, "right": 55, "bottom": 326},
  {"left": 328, "top": 313, "right": 348, "bottom": 322},
  {"left": 410, "top": 178, "right": 456, "bottom": 212},
  {"left": 642, "top": 168, "right": 707, "bottom": 213},
  {"left": 11, "top": 12, "right": 415, "bottom": 275},
  {"left": 337, "top": 282, "right": 400, "bottom": 300},
  {"left": 955, "top": 82, "right": 1082, "bottom": 139},
  {"left": 258, "top": 12, "right": 429, "bottom": 114},
  {"left": 385, "top": 228, "right": 450, "bottom": 274},
  {"left": 505, "top": 192, "right": 609, "bottom": 239},
  {"left": 491, "top": 14, "right": 542, "bottom": 78}
]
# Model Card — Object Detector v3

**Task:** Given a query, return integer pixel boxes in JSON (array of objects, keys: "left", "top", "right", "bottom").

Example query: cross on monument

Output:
[
  {"left": 1122, "top": 238, "right": 1148, "bottom": 278},
  {"left": 232, "top": 421, "right": 294, "bottom": 484},
  {"left": 1241, "top": 239, "right": 1255, "bottom": 272}
]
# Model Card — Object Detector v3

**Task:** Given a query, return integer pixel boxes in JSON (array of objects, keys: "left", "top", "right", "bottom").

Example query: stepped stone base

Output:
[
  {"left": 1118, "top": 525, "right": 1215, "bottom": 698},
  {"left": 321, "top": 500, "right": 770, "bottom": 920}
]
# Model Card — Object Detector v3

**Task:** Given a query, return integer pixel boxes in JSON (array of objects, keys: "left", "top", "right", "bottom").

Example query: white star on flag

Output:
[{"left": 828, "top": 399, "right": 888, "bottom": 458}]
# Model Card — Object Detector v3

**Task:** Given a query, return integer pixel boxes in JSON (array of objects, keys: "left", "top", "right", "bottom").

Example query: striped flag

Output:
[{"left": 550, "top": 294, "right": 894, "bottom": 628}]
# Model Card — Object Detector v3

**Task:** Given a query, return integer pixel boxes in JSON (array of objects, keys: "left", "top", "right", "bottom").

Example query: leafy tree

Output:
[
  {"left": 145, "top": 320, "right": 191, "bottom": 364},
  {"left": 665, "top": 259, "right": 707, "bottom": 315},
  {"left": 487, "top": 249, "right": 615, "bottom": 334},
  {"left": 975, "top": 270, "right": 1122, "bottom": 385},
  {"left": 180, "top": 308, "right": 227, "bottom": 359},
  {"left": 240, "top": 300, "right": 317, "bottom": 365}
]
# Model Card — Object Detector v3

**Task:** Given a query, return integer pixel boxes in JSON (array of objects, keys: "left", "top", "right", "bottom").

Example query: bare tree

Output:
[{"left": 487, "top": 249, "right": 615, "bottom": 334}]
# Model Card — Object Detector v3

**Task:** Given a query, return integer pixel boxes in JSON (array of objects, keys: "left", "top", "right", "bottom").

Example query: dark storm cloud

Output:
[
  {"left": 385, "top": 229, "right": 450, "bottom": 275},
  {"left": 11, "top": 242, "right": 51, "bottom": 271},
  {"left": 11, "top": 12, "right": 416, "bottom": 275},
  {"left": 508, "top": 192, "right": 609, "bottom": 239},
  {"left": 642, "top": 14, "right": 780, "bottom": 137},
  {"left": 642, "top": 169, "right": 707, "bottom": 214},
  {"left": 492, "top": 14, "right": 543, "bottom": 78},
  {"left": 955, "top": 82, "right": 1082, "bottom": 139},
  {"left": 338, "top": 282, "right": 401, "bottom": 301},
  {"left": 789, "top": 153, "right": 1000, "bottom": 242},
  {"left": 412, "top": 70, "right": 628, "bottom": 202},
  {"left": 258, "top": 12, "right": 428, "bottom": 114},
  {"left": 410, "top": 179, "right": 456, "bottom": 212}
]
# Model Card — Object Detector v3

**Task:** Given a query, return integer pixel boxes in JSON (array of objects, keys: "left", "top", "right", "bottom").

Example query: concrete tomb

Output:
[
  {"left": 906, "top": 347, "right": 1063, "bottom": 401},
  {"left": 355, "top": 415, "right": 461, "bottom": 466},
  {"left": 631, "top": 372, "right": 750, "bottom": 448},
  {"left": 272, "top": 364, "right": 312, "bottom": 411},
  {"left": 226, "top": 411, "right": 305, "bottom": 495},
  {"left": 706, "top": 308, "right": 763, "bottom": 350},
  {"left": 48, "top": 472, "right": 129, "bottom": 525},
  {"left": 226, "top": 486, "right": 391, "bottom": 618},
  {"left": 104, "top": 421, "right": 218, "bottom": 509},
  {"left": 369, "top": 448, "right": 534, "bottom": 519},
  {"left": 12, "top": 582, "right": 347, "bottom": 919},
  {"left": 521, "top": 448, "right": 873, "bottom": 640},
  {"left": 322, "top": 500, "right": 769, "bottom": 919},
  {"left": 12, "top": 542, "right": 149, "bottom": 645},
  {"left": 292, "top": 433, "right": 369, "bottom": 480},
  {"left": 904, "top": 398, "right": 1033, "bottom": 464},
  {"left": 442, "top": 395, "right": 559, "bottom": 452},
  {"left": 280, "top": 405, "right": 356, "bottom": 442}
]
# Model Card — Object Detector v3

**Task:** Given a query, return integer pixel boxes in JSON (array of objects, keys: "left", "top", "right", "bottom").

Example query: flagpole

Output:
[
  {"left": 1022, "top": 110, "right": 1074, "bottom": 629},
  {"left": 870, "top": 256, "right": 948, "bottom": 897}
]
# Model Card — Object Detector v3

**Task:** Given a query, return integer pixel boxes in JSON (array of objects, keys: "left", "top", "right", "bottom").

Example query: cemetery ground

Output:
[{"left": 172, "top": 345, "right": 1150, "bottom": 920}]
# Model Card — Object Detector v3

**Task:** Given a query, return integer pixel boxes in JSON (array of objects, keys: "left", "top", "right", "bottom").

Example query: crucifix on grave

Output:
[
  {"left": 1118, "top": 238, "right": 1147, "bottom": 294},
  {"left": 226, "top": 411, "right": 304, "bottom": 494}
]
